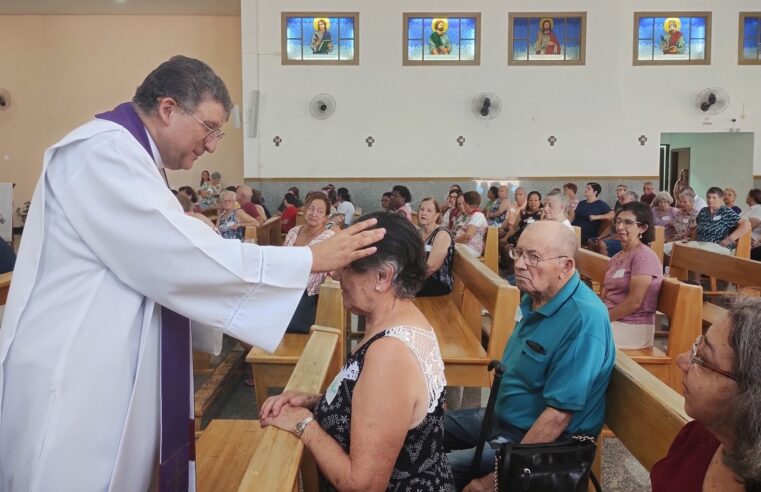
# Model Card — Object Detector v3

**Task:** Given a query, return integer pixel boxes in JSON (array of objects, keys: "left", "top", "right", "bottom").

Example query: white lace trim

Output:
[{"left": 385, "top": 326, "right": 447, "bottom": 413}]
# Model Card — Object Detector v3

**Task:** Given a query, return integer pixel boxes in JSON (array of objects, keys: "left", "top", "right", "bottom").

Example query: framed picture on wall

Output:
[
  {"left": 281, "top": 12, "right": 359, "bottom": 65},
  {"left": 403, "top": 13, "right": 481, "bottom": 65},
  {"left": 633, "top": 12, "right": 711, "bottom": 65},
  {"left": 739, "top": 12, "right": 761, "bottom": 65},
  {"left": 508, "top": 12, "right": 587, "bottom": 65}
]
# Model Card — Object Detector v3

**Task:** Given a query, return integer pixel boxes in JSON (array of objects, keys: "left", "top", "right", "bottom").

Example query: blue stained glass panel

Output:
[
  {"left": 408, "top": 18, "right": 422, "bottom": 40},
  {"left": 338, "top": 17, "right": 354, "bottom": 38},
  {"left": 566, "top": 18, "right": 581, "bottom": 40},
  {"left": 513, "top": 43, "right": 528, "bottom": 61},
  {"left": 448, "top": 18, "right": 461, "bottom": 44},
  {"left": 338, "top": 39, "right": 354, "bottom": 60},
  {"left": 301, "top": 19, "right": 312, "bottom": 44},
  {"left": 528, "top": 18, "right": 540, "bottom": 37},
  {"left": 744, "top": 17, "right": 759, "bottom": 40},
  {"left": 513, "top": 17, "right": 528, "bottom": 39},
  {"left": 328, "top": 18, "right": 339, "bottom": 38},
  {"left": 460, "top": 39, "right": 475, "bottom": 60},
  {"left": 638, "top": 17, "right": 654, "bottom": 40},
  {"left": 565, "top": 39, "right": 580, "bottom": 60},
  {"left": 690, "top": 17, "right": 705, "bottom": 39},
  {"left": 553, "top": 18, "right": 566, "bottom": 40},
  {"left": 461, "top": 17, "right": 476, "bottom": 39},
  {"left": 638, "top": 39, "right": 654, "bottom": 59},
  {"left": 286, "top": 39, "right": 302, "bottom": 60},
  {"left": 690, "top": 39, "right": 705, "bottom": 59},
  {"left": 408, "top": 38, "right": 423, "bottom": 60},
  {"left": 653, "top": 18, "right": 667, "bottom": 41},
  {"left": 286, "top": 17, "right": 301, "bottom": 39}
]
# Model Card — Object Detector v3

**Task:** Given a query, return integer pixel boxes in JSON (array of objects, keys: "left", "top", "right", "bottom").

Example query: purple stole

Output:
[{"left": 96, "top": 103, "right": 195, "bottom": 491}]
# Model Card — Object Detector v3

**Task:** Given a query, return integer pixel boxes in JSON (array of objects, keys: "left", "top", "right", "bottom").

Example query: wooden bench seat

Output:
[
  {"left": 575, "top": 248, "right": 702, "bottom": 393},
  {"left": 415, "top": 244, "right": 519, "bottom": 387},
  {"left": 197, "top": 325, "right": 342, "bottom": 492},
  {"left": 0, "top": 271, "right": 11, "bottom": 305},
  {"left": 246, "top": 279, "right": 345, "bottom": 409},
  {"left": 592, "top": 351, "right": 690, "bottom": 480}
]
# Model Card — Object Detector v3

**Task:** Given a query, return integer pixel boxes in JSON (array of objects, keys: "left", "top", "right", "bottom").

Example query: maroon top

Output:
[
  {"left": 241, "top": 201, "right": 260, "bottom": 219},
  {"left": 651, "top": 420, "right": 719, "bottom": 492}
]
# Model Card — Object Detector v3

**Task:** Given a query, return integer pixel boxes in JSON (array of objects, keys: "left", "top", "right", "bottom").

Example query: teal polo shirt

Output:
[{"left": 495, "top": 272, "right": 615, "bottom": 436}]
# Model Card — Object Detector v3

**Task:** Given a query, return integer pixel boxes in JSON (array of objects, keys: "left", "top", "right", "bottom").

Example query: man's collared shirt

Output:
[{"left": 495, "top": 272, "right": 615, "bottom": 436}]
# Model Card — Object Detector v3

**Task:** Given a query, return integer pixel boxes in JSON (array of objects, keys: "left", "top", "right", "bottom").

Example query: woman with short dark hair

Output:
[
  {"left": 572, "top": 182, "right": 612, "bottom": 244},
  {"left": 260, "top": 212, "right": 454, "bottom": 491},
  {"left": 652, "top": 297, "right": 761, "bottom": 491},
  {"left": 602, "top": 202, "right": 662, "bottom": 349}
]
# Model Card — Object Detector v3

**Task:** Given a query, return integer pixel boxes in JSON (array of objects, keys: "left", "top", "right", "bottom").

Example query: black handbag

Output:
[
  {"left": 493, "top": 435, "right": 600, "bottom": 492},
  {"left": 470, "top": 360, "right": 601, "bottom": 492}
]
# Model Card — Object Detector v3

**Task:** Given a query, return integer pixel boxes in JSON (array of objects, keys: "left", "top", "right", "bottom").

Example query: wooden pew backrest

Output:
[
  {"left": 480, "top": 226, "right": 499, "bottom": 274},
  {"left": 606, "top": 351, "right": 690, "bottom": 471},
  {"left": 652, "top": 226, "right": 665, "bottom": 264},
  {"left": 670, "top": 242, "right": 761, "bottom": 290},
  {"left": 735, "top": 229, "right": 751, "bottom": 259},
  {"left": 0, "top": 271, "right": 10, "bottom": 305}
]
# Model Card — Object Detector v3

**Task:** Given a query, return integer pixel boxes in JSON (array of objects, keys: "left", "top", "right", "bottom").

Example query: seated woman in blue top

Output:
[
  {"left": 572, "top": 182, "right": 612, "bottom": 244},
  {"left": 684, "top": 187, "right": 750, "bottom": 256},
  {"left": 416, "top": 197, "right": 454, "bottom": 297},
  {"left": 216, "top": 190, "right": 260, "bottom": 241}
]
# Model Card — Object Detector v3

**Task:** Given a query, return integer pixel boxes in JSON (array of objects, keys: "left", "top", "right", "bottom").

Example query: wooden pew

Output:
[
  {"left": 194, "top": 343, "right": 246, "bottom": 431},
  {"left": 196, "top": 325, "right": 342, "bottom": 492},
  {"left": 575, "top": 248, "right": 702, "bottom": 393},
  {"left": 735, "top": 229, "right": 752, "bottom": 259},
  {"left": 652, "top": 226, "right": 665, "bottom": 264},
  {"left": 592, "top": 351, "right": 690, "bottom": 480},
  {"left": 0, "top": 272, "right": 10, "bottom": 305},
  {"left": 415, "top": 244, "right": 520, "bottom": 387},
  {"left": 479, "top": 226, "right": 499, "bottom": 274},
  {"left": 267, "top": 216, "right": 283, "bottom": 246},
  {"left": 669, "top": 242, "right": 761, "bottom": 327},
  {"left": 246, "top": 279, "right": 346, "bottom": 409}
]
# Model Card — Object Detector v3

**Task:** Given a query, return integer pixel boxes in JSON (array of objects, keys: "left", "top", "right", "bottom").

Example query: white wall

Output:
[
  {"left": 661, "top": 132, "right": 754, "bottom": 209},
  {"left": 242, "top": 0, "right": 761, "bottom": 179}
]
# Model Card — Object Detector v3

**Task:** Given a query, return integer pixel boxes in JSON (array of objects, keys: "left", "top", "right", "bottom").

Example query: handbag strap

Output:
[{"left": 469, "top": 360, "right": 506, "bottom": 477}]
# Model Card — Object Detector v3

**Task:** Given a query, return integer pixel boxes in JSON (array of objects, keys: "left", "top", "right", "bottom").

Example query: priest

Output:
[{"left": 0, "top": 56, "right": 384, "bottom": 491}]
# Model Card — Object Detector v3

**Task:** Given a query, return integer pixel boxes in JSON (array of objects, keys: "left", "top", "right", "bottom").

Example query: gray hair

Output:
[
  {"left": 623, "top": 191, "right": 639, "bottom": 202},
  {"left": 220, "top": 189, "right": 236, "bottom": 201},
  {"left": 678, "top": 191, "right": 695, "bottom": 203},
  {"left": 725, "top": 297, "right": 761, "bottom": 485},
  {"left": 653, "top": 191, "right": 674, "bottom": 206},
  {"left": 544, "top": 189, "right": 568, "bottom": 212},
  {"left": 132, "top": 55, "right": 233, "bottom": 116}
]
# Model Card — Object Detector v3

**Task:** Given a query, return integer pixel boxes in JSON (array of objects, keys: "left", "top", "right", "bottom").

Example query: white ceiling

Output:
[{"left": 0, "top": 0, "right": 240, "bottom": 16}]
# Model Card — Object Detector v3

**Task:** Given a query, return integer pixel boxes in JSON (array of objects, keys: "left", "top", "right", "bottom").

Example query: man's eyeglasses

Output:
[
  {"left": 509, "top": 247, "right": 568, "bottom": 267},
  {"left": 176, "top": 103, "right": 225, "bottom": 143},
  {"left": 689, "top": 335, "right": 737, "bottom": 380}
]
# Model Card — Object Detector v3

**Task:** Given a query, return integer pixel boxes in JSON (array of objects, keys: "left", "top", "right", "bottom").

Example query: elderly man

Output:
[
  {"left": 236, "top": 183, "right": 265, "bottom": 221},
  {"left": 0, "top": 56, "right": 383, "bottom": 492},
  {"left": 444, "top": 221, "right": 615, "bottom": 491},
  {"left": 641, "top": 181, "right": 657, "bottom": 206}
]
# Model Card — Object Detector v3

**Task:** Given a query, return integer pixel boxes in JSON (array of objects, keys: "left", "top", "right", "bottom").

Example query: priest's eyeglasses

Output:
[
  {"left": 177, "top": 103, "right": 225, "bottom": 143},
  {"left": 509, "top": 248, "right": 568, "bottom": 267},
  {"left": 689, "top": 335, "right": 737, "bottom": 380}
]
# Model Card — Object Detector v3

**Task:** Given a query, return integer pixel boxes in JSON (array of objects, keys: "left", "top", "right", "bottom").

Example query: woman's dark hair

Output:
[
  {"left": 450, "top": 184, "right": 462, "bottom": 193},
  {"left": 748, "top": 189, "right": 761, "bottom": 206},
  {"left": 349, "top": 212, "right": 426, "bottom": 299},
  {"left": 563, "top": 182, "right": 578, "bottom": 194},
  {"left": 225, "top": 186, "right": 237, "bottom": 192},
  {"left": 617, "top": 201, "right": 655, "bottom": 245},
  {"left": 288, "top": 186, "right": 300, "bottom": 198},
  {"left": 179, "top": 186, "right": 198, "bottom": 203},
  {"left": 725, "top": 297, "right": 761, "bottom": 487},
  {"left": 304, "top": 193, "right": 331, "bottom": 216},
  {"left": 392, "top": 185, "right": 412, "bottom": 203},
  {"left": 488, "top": 186, "right": 499, "bottom": 199},
  {"left": 132, "top": 55, "right": 233, "bottom": 115},
  {"left": 337, "top": 187, "right": 352, "bottom": 203},
  {"left": 587, "top": 182, "right": 602, "bottom": 197},
  {"left": 250, "top": 189, "right": 264, "bottom": 205},
  {"left": 707, "top": 186, "right": 724, "bottom": 198},
  {"left": 463, "top": 191, "right": 482, "bottom": 207},
  {"left": 200, "top": 170, "right": 210, "bottom": 186},
  {"left": 284, "top": 193, "right": 299, "bottom": 206},
  {"left": 327, "top": 189, "right": 337, "bottom": 205}
]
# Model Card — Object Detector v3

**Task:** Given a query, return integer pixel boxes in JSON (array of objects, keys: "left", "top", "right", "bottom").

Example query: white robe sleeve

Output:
[{"left": 46, "top": 130, "right": 310, "bottom": 352}]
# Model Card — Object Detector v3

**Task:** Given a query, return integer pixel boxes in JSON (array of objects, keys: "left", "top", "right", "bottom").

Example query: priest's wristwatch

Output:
[{"left": 294, "top": 415, "right": 314, "bottom": 437}]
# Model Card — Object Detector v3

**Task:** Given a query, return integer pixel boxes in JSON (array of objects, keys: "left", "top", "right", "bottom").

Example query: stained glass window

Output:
[
  {"left": 634, "top": 12, "right": 711, "bottom": 65},
  {"left": 740, "top": 13, "right": 761, "bottom": 64},
  {"left": 282, "top": 13, "right": 358, "bottom": 65},
  {"left": 509, "top": 13, "right": 586, "bottom": 65},
  {"left": 404, "top": 13, "right": 480, "bottom": 65}
]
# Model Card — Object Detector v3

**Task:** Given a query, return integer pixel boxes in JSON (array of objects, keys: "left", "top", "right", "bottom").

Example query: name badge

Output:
[
  {"left": 613, "top": 269, "right": 626, "bottom": 279},
  {"left": 425, "top": 244, "right": 432, "bottom": 252},
  {"left": 713, "top": 215, "right": 722, "bottom": 221},
  {"left": 526, "top": 218, "right": 535, "bottom": 224},
  {"left": 662, "top": 216, "right": 672, "bottom": 222},
  {"left": 325, "top": 361, "right": 360, "bottom": 405}
]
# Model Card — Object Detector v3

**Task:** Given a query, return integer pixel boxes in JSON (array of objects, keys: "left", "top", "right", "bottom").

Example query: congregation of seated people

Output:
[{"left": 158, "top": 175, "right": 761, "bottom": 490}]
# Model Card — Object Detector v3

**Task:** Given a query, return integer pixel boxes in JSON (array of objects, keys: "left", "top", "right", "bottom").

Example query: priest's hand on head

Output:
[{"left": 309, "top": 218, "right": 385, "bottom": 273}]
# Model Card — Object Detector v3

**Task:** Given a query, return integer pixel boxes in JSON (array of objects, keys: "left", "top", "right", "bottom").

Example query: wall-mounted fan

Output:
[
  {"left": 471, "top": 93, "right": 502, "bottom": 120},
  {"left": 695, "top": 87, "right": 730, "bottom": 115},
  {"left": 0, "top": 88, "right": 10, "bottom": 110},
  {"left": 309, "top": 93, "right": 336, "bottom": 120}
]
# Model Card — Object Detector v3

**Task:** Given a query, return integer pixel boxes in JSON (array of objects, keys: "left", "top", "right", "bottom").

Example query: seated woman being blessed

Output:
[
  {"left": 282, "top": 192, "right": 335, "bottom": 333},
  {"left": 602, "top": 202, "right": 663, "bottom": 349},
  {"left": 216, "top": 190, "right": 260, "bottom": 241},
  {"left": 260, "top": 212, "right": 455, "bottom": 491},
  {"left": 651, "top": 297, "right": 761, "bottom": 492},
  {"left": 416, "top": 197, "right": 454, "bottom": 297}
]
